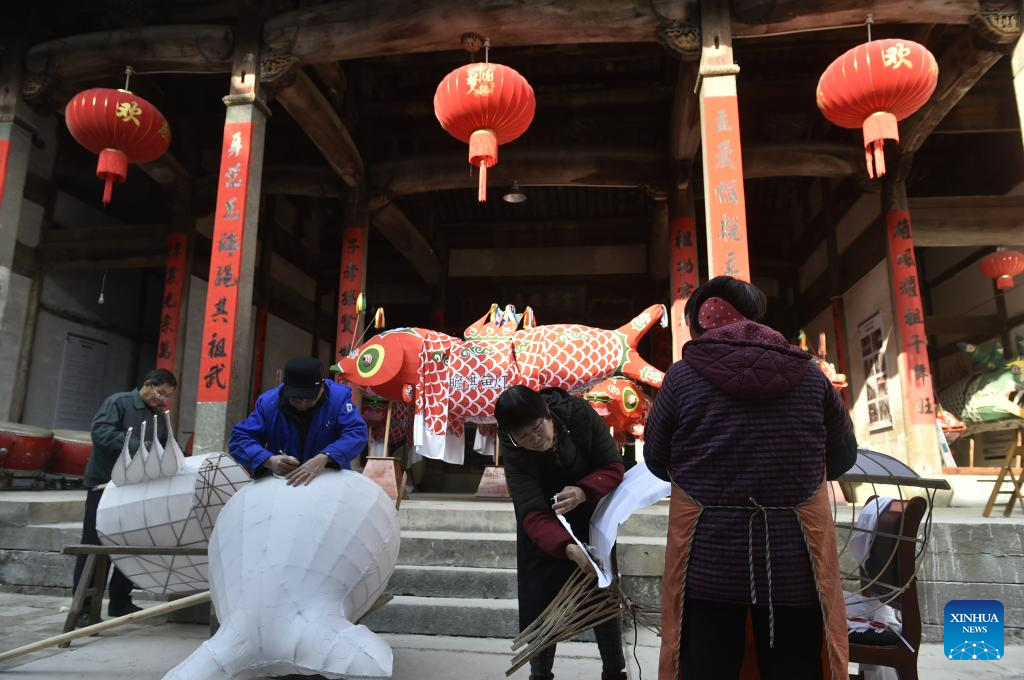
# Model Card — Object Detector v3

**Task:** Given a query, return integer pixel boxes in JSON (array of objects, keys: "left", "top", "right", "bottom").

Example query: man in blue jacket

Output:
[{"left": 230, "top": 357, "right": 368, "bottom": 485}]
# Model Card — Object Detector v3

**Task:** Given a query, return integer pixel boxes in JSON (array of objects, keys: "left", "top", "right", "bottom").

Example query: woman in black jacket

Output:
[{"left": 495, "top": 385, "right": 627, "bottom": 680}]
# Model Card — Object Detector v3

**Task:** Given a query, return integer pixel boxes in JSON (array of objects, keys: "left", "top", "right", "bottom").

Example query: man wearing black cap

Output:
[{"left": 229, "top": 357, "right": 368, "bottom": 486}]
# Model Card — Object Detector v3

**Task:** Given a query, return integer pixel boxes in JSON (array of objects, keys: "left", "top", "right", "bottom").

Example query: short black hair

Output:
[
  {"left": 494, "top": 385, "right": 549, "bottom": 437},
  {"left": 143, "top": 368, "right": 178, "bottom": 388},
  {"left": 683, "top": 276, "right": 767, "bottom": 336}
]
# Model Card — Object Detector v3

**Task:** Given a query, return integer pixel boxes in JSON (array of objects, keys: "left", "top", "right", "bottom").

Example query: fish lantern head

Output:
[{"left": 336, "top": 330, "right": 422, "bottom": 403}]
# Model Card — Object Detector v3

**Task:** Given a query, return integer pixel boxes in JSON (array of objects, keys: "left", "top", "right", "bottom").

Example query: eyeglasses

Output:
[
  {"left": 504, "top": 418, "right": 548, "bottom": 449},
  {"left": 152, "top": 387, "right": 175, "bottom": 399}
]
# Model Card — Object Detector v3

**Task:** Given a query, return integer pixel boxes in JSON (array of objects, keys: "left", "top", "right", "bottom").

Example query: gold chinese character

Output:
[
  {"left": 157, "top": 122, "right": 170, "bottom": 142},
  {"left": 115, "top": 101, "right": 143, "bottom": 127},
  {"left": 465, "top": 64, "right": 495, "bottom": 96},
  {"left": 882, "top": 42, "right": 913, "bottom": 70}
]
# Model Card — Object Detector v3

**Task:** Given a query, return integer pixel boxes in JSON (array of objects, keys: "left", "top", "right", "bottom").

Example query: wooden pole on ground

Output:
[{"left": 0, "top": 592, "right": 211, "bottom": 663}]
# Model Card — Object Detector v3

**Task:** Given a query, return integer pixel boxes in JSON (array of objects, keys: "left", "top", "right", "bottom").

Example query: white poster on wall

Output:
[
  {"left": 53, "top": 333, "right": 108, "bottom": 430},
  {"left": 857, "top": 313, "right": 893, "bottom": 433}
]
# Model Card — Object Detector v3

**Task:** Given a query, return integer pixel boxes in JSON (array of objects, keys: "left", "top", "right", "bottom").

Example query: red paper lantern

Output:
[
  {"left": 434, "top": 62, "right": 535, "bottom": 202},
  {"left": 979, "top": 250, "right": 1024, "bottom": 290},
  {"left": 817, "top": 39, "right": 938, "bottom": 178},
  {"left": 65, "top": 88, "right": 171, "bottom": 206}
]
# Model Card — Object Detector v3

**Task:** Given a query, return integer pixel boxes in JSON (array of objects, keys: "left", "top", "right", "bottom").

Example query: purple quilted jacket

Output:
[{"left": 645, "top": 320, "right": 856, "bottom": 607}]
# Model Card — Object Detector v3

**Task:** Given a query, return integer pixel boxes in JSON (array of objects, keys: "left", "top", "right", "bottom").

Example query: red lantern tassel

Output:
[
  {"left": 96, "top": 148, "right": 129, "bottom": 207},
  {"left": 469, "top": 129, "right": 497, "bottom": 203},
  {"left": 862, "top": 112, "right": 898, "bottom": 179}
]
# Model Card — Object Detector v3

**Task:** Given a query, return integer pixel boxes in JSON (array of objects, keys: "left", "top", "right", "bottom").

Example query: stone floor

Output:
[{"left": 0, "top": 593, "right": 1019, "bottom": 679}]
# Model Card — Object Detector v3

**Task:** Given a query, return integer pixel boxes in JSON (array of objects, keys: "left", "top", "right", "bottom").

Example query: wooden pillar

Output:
[
  {"left": 882, "top": 177, "right": 941, "bottom": 474},
  {"left": 822, "top": 182, "right": 851, "bottom": 405},
  {"left": 194, "top": 32, "right": 268, "bottom": 454},
  {"left": 156, "top": 178, "right": 193, "bottom": 425},
  {"left": 0, "top": 37, "right": 37, "bottom": 422},
  {"left": 1014, "top": 35, "right": 1024, "bottom": 149},
  {"left": 698, "top": 0, "right": 750, "bottom": 281},
  {"left": 669, "top": 187, "right": 699, "bottom": 361},
  {"left": 335, "top": 196, "right": 369, "bottom": 362},
  {"left": 250, "top": 217, "right": 272, "bottom": 409}
]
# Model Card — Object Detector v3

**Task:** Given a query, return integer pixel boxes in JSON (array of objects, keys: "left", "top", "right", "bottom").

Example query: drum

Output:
[
  {"left": 49, "top": 429, "right": 93, "bottom": 478},
  {"left": 0, "top": 422, "right": 55, "bottom": 474}
]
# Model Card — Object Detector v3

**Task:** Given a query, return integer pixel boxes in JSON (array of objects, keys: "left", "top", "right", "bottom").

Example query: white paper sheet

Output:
[{"left": 588, "top": 464, "right": 671, "bottom": 587}]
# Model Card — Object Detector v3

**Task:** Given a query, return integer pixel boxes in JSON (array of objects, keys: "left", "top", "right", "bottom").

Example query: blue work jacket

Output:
[{"left": 228, "top": 381, "right": 368, "bottom": 474}]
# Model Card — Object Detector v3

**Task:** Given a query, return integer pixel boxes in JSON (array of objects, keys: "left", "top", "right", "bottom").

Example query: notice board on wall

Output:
[{"left": 53, "top": 333, "right": 108, "bottom": 430}]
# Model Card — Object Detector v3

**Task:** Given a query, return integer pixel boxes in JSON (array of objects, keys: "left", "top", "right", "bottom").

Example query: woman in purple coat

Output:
[{"left": 645, "top": 276, "right": 857, "bottom": 680}]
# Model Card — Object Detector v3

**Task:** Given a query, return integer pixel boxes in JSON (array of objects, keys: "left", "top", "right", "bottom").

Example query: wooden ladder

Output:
[{"left": 982, "top": 431, "right": 1024, "bottom": 518}]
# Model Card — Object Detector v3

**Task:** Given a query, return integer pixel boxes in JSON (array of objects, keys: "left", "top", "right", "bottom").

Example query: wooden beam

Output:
[
  {"left": 44, "top": 254, "right": 167, "bottom": 271},
  {"left": 371, "top": 201, "right": 444, "bottom": 287},
  {"left": 925, "top": 314, "right": 1004, "bottom": 335},
  {"left": 901, "top": 13, "right": 1021, "bottom": 156},
  {"left": 274, "top": 69, "right": 363, "bottom": 187},
  {"left": 25, "top": 25, "right": 233, "bottom": 83},
  {"left": 731, "top": 0, "right": 985, "bottom": 38},
  {"left": 370, "top": 143, "right": 860, "bottom": 197},
  {"left": 197, "top": 165, "right": 345, "bottom": 198},
  {"left": 927, "top": 246, "right": 992, "bottom": 288},
  {"left": 449, "top": 245, "right": 647, "bottom": 278},
  {"left": 908, "top": 195, "right": 1024, "bottom": 246},
  {"left": 263, "top": 1, "right": 983, "bottom": 64},
  {"left": 744, "top": 143, "right": 862, "bottom": 179}
]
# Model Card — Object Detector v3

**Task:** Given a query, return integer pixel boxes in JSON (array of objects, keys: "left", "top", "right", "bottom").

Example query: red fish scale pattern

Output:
[{"left": 515, "top": 325, "right": 627, "bottom": 390}]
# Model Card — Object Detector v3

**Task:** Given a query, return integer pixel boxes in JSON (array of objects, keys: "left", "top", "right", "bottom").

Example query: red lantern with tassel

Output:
[
  {"left": 979, "top": 249, "right": 1024, "bottom": 290},
  {"left": 434, "top": 61, "right": 535, "bottom": 202},
  {"left": 816, "top": 39, "right": 938, "bottom": 178},
  {"left": 65, "top": 88, "right": 171, "bottom": 206}
]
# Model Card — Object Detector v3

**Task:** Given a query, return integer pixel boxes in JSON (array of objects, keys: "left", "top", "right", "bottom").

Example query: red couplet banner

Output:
[
  {"left": 156, "top": 233, "right": 188, "bottom": 370},
  {"left": 886, "top": 209, "right": 936, "bottom": 425},
  {"left": 702, "top": 96, "right": 750, "bottom": 282},
  {"left": 197, "top": 122, "right": 253, "bottom": 402},
  {"left": 336, "top": 226, "right": 366, "bottom": 358},
  {"left": 669, "top": 217, "right": 700, "bottom": 361},
  {"left": 0, "top": 140, "right": 10, "bottom": 212}
]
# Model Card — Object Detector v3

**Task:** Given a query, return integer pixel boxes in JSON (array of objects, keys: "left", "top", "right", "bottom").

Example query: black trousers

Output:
[
  {"left": 679, "top": 597, "right": 823, "bottom": 680},
  {"left": 529, "top": 614, "right": 626, "bottom": 680},
  {"left": 72, "top": 488, "right": 135, "bottom": 609}
]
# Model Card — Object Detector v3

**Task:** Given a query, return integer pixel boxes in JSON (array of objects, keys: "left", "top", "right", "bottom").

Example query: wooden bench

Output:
[{"left": 60, "top": 544, "right": 214, "bottom": 646}]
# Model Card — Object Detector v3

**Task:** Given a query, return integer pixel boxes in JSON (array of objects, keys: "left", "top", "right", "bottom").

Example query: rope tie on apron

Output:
[{"left": 703, "top": 496, "right": 799, "bottom": 648}]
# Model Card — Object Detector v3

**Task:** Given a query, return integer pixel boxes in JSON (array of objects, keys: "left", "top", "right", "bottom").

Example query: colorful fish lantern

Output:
[
  {"left": 817, "top": 39, "right": 938, "bottom": 178},
  {"left": 65, "top": 88, "right": 171, "bottom": 206},
  {"left": 336, "top": 305, "right": 667, "bottom": 464},
  {"left": 979, "top": 249, "right": 1024, "bottom": 291},
  {"left": 434, "top": 61, "right": 535, "bottom": 202},
  {"left": 581, "top": 376, "right": 650, "bottom": 444}
]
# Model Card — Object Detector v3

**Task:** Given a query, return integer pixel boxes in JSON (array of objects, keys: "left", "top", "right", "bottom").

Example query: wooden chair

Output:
[
  {"left": 982, "top": 432, "right": 1024, "bottom": 517},
  {"left": 848, "top": 496, "right": 927, "bottom": 680}
]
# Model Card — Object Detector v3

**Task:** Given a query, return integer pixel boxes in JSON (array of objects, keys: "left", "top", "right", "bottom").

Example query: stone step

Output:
[
  {"left": 361, "top": 594, "right": 609, "bottom": 641},
  {"left": 0, "top": 491, "right": 86, "bottom": 527},
  {"left": 397, "top": 531, "right": 665, "bottom": 576},
  {"left": 387, "top": 564, "right": 661, "bottom": 606},
  {"left": 0, "top": 549, "right": 74, "bottom": 589},
  {"left": 0, "top": 522, "right": 80, "bottom": 552},
  {"left": 399, "top": 499, "right": 669, "bottom": 537}
]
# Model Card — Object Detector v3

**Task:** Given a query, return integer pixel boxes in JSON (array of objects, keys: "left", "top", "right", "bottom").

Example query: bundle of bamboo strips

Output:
[{"left": 505, "top": 568, "right": 661, "bottom": 676}]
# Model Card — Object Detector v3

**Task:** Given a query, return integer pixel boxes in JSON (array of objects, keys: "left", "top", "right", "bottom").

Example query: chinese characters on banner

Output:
[
  {"left": 156, "top": 233, "right": 188, "bottom": 371},
  {"left": 336, "top": 226, "right": 366, "bottom": 357},
  {"left": 669, "top": 217, "right": 699, "bottom": 360},
  {"left": 197, "top": 123, "right": 252, "bottom": 402},
  {"left": 703, "top": 97, "right": 750, "bottom": 281},
  {"left": 886, "top": 210, "right": 936, "bottom": 425}
]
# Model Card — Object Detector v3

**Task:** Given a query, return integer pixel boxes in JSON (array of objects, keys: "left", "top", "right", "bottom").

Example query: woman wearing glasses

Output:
[{"left": 494, "top": 385, "right": 627, "bottom": 680}]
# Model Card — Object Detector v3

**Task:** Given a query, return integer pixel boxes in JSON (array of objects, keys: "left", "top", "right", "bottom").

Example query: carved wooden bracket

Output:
[{"left": 971, "top": 7, "right": 1022, "bottom": 49}]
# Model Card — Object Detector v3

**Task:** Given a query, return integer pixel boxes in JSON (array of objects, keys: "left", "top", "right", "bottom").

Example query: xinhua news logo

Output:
[{"left": 944, "top": 600, "right": 1003, "bottom": 661}]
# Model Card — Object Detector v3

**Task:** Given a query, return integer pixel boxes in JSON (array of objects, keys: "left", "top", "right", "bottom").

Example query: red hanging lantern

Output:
[
  {"left": 816, "top": 39, "right": 938, "bottom": 178},
  {"left": 434, "top": 62, "right": 535, "bottom": 202},
  {"left": 65, "top": 88, "right": 171, "bottom": 206},
  {"left": 979, "top": 250, "right": 1024, "bottom": 290}
]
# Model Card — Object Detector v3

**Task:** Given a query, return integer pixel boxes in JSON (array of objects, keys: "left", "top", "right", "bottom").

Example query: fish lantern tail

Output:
[
  {"left": 862, "top": 111, "right": 898, "bottom": 179},
  {"left": 96, "top": 148, "right": 128, "bottom": 207},
  {"left": 469, "top": 129, "right": 497, "bottom": 202}
]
